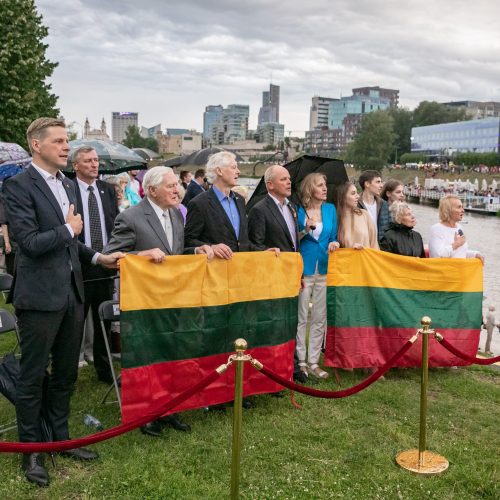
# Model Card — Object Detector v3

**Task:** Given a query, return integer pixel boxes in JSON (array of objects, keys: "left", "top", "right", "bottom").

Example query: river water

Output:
[{"left": 240, "top": 178, "right": 500, "bottom": 355}]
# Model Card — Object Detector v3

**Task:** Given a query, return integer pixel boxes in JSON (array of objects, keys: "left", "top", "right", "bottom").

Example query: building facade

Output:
[
  {"left": 203, "top": 105, "right": 223, "bottom": 141},
  {"left": 140, "top": 124, "right": 161, "bottom": 139},
  {"left": 258, "top": 84, "right": 280, "bottom": 125},
  {"left": 83, "top": 117, "right": 109, "bottom": 140},
  {"left": 309, "top": 96, "right": 338, "bottom": 130},
  {"left": 442, "top": 100, "right": 500, "bottom": 120},
  {"left": 111, "top": 112, "right": 138, "bottom": 143},
  {"left": 209, "top": 104, "right": 249, "bottom": 145},
  {"left": 157, "top": 129, "right": 202, "bottom": 155},
  {"left": 256, "top": 122, "right": 285, "bottom": 146},
  {"left": 411, "top": 117, "right": 500, "bottom": 155},
  {"left": 352, "top": 86, "right": 399, "bottom": 108}
]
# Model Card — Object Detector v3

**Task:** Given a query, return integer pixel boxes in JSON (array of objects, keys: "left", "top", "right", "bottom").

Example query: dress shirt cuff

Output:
[
  {"left": 91, "top": 252, "right": 100, "bottom": 265},
  {"left": 65, "top": 223, "right": 74, "bottom": 238}
]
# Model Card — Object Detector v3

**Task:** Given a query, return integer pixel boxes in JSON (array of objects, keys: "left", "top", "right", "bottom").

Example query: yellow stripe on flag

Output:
[
  {"left": 120, "top": 252, "right": 303, "bottom": 311},
  {"left": 326, "top": 248, "right": 482, "bottom": 292}
]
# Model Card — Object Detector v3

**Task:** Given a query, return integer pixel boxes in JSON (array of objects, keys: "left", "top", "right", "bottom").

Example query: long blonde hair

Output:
[
  {"left": 299, "top": 173, "right": 327, "bottom": 209},
  {"left": 336, "top": 181, "right": 362, "bottom": 247}
]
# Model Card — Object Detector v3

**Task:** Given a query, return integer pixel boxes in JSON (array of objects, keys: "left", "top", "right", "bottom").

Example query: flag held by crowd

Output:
[
  {"left": 119, "top": 253, "right": 302, "bottom": 423},
  {"left": 325, "top": 248, "right": 483, "bottom": 368}
]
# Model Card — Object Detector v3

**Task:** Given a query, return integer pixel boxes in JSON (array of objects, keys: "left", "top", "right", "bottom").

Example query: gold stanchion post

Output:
[
  {"left": 230, "top": 338, "right": 247, "bottom": 499},
  {"left": 396, "top": 316, "right": 449, "bottom": 475}
]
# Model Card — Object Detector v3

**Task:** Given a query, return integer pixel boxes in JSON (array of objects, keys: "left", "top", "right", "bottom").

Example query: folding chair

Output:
[
  {"left": 98, "top": 300, "right": 121, "bottom": 411},
  {"left": 0, "top": 308, "right": 21, "bottom": 434},
  {"left": 0, "top": 273, "right": 13, "bottom": 302}
]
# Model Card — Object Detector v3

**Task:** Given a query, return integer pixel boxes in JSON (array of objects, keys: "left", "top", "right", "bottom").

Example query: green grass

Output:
[{"left": 0, "top": 311, "right": 498, "bottom": 498}]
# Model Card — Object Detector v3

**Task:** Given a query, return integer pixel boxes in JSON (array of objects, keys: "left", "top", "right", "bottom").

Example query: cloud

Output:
[{"left": 36, "top": 0, "right": 500, "bottom": 134}]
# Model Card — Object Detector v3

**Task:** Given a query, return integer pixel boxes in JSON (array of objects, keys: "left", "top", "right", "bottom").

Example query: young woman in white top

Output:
[{"left": 428, "top": 195, "right": 484, "bottom": 263}]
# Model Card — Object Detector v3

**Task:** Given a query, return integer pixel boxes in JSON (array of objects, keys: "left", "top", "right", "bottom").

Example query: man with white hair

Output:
[
  {"left": 105, "top": 166, "right": 213, "bottom": 435},
  {"left": 184, "top": 151, "right": 258, "bottom": 258}
]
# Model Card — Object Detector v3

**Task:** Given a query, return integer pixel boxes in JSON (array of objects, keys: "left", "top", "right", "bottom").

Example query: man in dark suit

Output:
[
  {"left": 182, "top": 168, "right": 206, "bottom": 206},
  {"left": 3, "top": 118, "right": 123, "bottom": 487},
  {"left": 185, "top": 152, "right": 260, "bottom": 258},
  {"left": 248, "top": 164, "right": 298, "bottom": 252},
  {"left": 72, "top": 147, "right": 119, "bottom": 383},
  {"left": 248, "top": 164, "right": 306, "bottom": 383},
  {"left": 105, "top": 166, "right": 213, "bottom": 436}
]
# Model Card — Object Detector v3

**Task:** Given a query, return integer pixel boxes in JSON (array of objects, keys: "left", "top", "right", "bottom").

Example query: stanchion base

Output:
[{"left": 396, "top": 449, "right": 449, "bottom": 475}]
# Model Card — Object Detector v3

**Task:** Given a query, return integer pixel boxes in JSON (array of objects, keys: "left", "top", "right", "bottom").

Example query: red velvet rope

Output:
[
  {"left": 437, "top": 337, "right": 500, "bottom": 365},
  {"left": 255, "top": 338, "right": 415, "bottom": 398},
  {"left": 0, "top": 369, "right": 221, "bottom": 453}
]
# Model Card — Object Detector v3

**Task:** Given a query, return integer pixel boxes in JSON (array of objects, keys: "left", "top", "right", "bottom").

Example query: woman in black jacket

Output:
[{"left": 380, "top": 202, "right": 425, "bottom": 257}]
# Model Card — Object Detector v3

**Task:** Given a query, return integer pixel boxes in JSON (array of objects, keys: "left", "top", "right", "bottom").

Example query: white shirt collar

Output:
[
  {"left": 77, "top": 177, "right": 97, "bottom": 191},
  {"left": 147, "top": 197, "right": 170, "bottom": 218},
  {"left": 268, "top": 193, "right": 289, "bottom": 208},
  {"left": 31, "top": 162, "right": 65, "bottom": 181}
]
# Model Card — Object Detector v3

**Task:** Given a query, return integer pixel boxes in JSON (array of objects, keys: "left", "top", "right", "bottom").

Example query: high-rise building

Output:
[
  {"left": 309, "top": 96, "right": 338, "bottom": 130},
  {"left": 304, "top": 86, "right": 398, "bottom": 155},
  {"left": 203, "top": 105, "right": 223, "bottom": 142},
  {"left": 352, "top": 86, "right": 399, "bottom": 108},
  {"left": 112, "top": 112, "right": 138, "bottom": 143},
  {"left": 210, "top": 104, "right": 249, "bottom": 144},
  {"left": 256, "top": 122, "right": 285, "bottom": 146},
  {"left": 258, "top": 84, "right": 280, "bottom": 125}
]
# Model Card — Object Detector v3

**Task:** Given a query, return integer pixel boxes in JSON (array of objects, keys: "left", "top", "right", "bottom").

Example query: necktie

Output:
[
  {"left": 162, "top": 211, "right": 173, "bottom": 251},
  {"left": 87, "top": 186, "right": 103, "bottom": 252}
]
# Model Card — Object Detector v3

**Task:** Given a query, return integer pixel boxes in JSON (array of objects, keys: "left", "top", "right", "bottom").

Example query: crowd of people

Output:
[{"left": 0, "top": 117, "right": 495, "bottom": 487}]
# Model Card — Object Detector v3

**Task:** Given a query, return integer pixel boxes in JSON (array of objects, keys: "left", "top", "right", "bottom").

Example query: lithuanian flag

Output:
[
  {"left": 119, "top": 252, "right": 302, "bottom": 423},
  {"left": 324, "top": 249, "right": 483, "bottom": 368}
]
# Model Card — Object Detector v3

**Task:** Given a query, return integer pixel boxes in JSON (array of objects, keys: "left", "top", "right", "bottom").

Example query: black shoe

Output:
[
  {"left": 22, "top": 453, "right": 49, "bottom": 487},
  {"left": 59, "top": 447, "right": 99, "bottom": 461},
  {"left": 158, "top": 414, "right": 191, "bottom": 432},
  {"left": 204, "top": 404, "right": 227, "bottom": 413},
  {"left": 140, "top": 421, "right": 163, "bottom": 437},
  {"left": 293, "top": 371, "right": 308, "bottom": 384},
  {"left": 242, "top": 398, "right": 254, "bottom": 409}
]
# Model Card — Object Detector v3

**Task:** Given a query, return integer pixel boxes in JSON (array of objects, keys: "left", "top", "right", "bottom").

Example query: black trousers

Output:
[
  {"left": 16, "top": 285, "right": 84, "bottom": 442},
  {"left": 83, "top": 278, "right": 114, "bottom": 381}
]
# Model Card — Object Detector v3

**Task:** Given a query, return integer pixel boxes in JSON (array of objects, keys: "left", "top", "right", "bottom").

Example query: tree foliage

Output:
[
  {"left": 412, "top": 101, "right": 468, "bottom": 127},
  {"left": 454, "top": 152, "right": 500, "bottom": 167},
  {"left": 123, "top": 125, "right": 158, "bottom": 152},
  {"left": 0, "top": 0, "right": 59, "bottom": 148},
  {"left": 387, "top": 107, "right": 413, "bottom": 162},
  {"left": 345, "top": 111, "right": 395, "bottom": 170}
]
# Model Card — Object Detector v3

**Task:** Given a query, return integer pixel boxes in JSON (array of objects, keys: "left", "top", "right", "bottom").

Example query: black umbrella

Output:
[
  {"left": 246, "top": 154, "right": 348, "bottom": 212},
  {"left": 65, "top": 139, "right": 147, "bottom": 174}
]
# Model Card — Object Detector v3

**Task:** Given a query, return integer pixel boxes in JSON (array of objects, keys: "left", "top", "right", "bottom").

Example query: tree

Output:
[
  {"left": 387, "top": 107, "right": 413, "bottom": 163},
  {"left": 412, "top": 101, "right": 468, "bottom": 127},
  {"left": 345, "top": 111, "right": 395, "bottom": 171},
  {"left": 123, "top": 126, "right": 158, "bottom": 152},
  {"left": 0, "top": 0, "right": 59, "bottom": 148}
]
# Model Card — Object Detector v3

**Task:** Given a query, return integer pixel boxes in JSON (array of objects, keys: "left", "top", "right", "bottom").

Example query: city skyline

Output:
[{"left": 37, "top": 0, "right": 500, "bottom": 137}]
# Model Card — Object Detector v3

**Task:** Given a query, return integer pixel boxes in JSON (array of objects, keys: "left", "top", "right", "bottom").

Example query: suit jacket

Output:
[
  {"left": 184, "top": 188, "right": 257, "bottom": 252},
  {"left": 248, "top": 194, "right": 299, "bottom": 252},
  {"left": 2, "top": 165, "right": 95, "bottom": 311},
  {"left": 105, "top": 197, "right": 192, "bottom": 255},
  {"left": 73, "top": 178, "right": 119, "bottom": 280},
  {"left": 182, "top": 180, "right": 204, "bottom": 206}
]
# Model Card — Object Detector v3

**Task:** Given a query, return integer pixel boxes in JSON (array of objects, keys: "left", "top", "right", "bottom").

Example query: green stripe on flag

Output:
[
  {"left": 121, "top": 297, "right": 298, "bottom": 368},
  {"left": 327, "top": 286, "right": 482, "bottom": 329}
]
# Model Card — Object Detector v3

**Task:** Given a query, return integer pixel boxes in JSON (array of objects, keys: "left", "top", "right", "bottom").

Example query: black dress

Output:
[{"left": 380, "top": 222, "right": 426, "bottom": 257}]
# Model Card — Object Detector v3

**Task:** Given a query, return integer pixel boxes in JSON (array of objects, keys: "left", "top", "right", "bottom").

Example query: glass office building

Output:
[{"left": 411, "top": 117, "right": 500, "bottom": 154}]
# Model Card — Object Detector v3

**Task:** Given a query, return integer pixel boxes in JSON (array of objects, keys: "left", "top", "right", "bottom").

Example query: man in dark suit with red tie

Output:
[
  {"left": 72, "top": 147, "right": 119, "bottom": 383},
  {"left": 3, "top": 118, "right": 123, "bottom": 487}
]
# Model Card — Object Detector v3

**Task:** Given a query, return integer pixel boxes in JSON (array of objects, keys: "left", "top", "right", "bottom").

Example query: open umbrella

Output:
[
  {"left": 65, "top": 139, "right": 147, "bottom": 174},
  {"left": 0, "top": 142, "right": 30, "bottom": 165},
  {"left": 247, "top": 155, "right": 348, "bottom": 212}
]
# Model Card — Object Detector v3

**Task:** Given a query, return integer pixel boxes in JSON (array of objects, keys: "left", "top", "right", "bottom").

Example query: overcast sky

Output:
[{"left": 37, "top": 0, "right": 500, "bottom": 137}]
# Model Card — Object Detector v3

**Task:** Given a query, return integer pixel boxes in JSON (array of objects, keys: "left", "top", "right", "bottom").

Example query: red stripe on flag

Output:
[
  {"left": 120, "top": 341, "right": 294, "bottom": 423},
  {"left": 324, "top": 327, "right": 480, "bottom": 368}
]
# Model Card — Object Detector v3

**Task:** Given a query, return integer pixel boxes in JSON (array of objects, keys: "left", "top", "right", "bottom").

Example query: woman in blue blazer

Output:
[{"left": 296, "top": 173, "right": 339, "bottom": 379}]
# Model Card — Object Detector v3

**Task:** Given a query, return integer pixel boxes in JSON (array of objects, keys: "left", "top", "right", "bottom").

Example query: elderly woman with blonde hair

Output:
[
  {"left": 429, "top": 195, "right": 484, "bottom": 263},
  {"left": 380, "top": 202, "right": 425, "bottom": 257}
]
